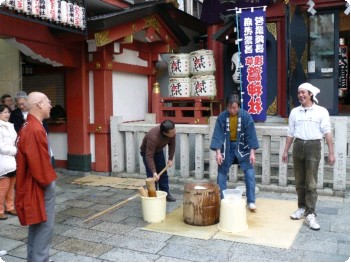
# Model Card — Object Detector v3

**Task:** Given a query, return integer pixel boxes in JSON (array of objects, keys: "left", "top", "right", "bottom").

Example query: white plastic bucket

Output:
[
  {"left": 218, "top": 198, "right": 248, "bottom": 233},
  {"left": 223, "top": 189, "right": 243, "bottom": 201},
  {"left": 141, "top": 190, "right": 167, "bottom": 223}
]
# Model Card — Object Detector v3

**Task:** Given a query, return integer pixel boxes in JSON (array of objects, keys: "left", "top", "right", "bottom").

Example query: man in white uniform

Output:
[{"left": 282, "top": 82, "right": 335, "bottom": 230}]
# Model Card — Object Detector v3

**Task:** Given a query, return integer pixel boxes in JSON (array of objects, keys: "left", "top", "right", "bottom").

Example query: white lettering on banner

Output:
[
  {"left": 255, "top": 16, "right": 265, "bottom": 54},
  {"left": 243, "top": 14, "right": 265, "bottom": 114}
]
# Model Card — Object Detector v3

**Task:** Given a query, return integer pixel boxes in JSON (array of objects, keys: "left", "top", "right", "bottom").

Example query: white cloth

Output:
[
  {"left": 0, "top": 120, "right": 17, "bottom": 176},
  {"left": 298, "top": 82, "right": 320, "bottom": 103},
  {"left": 287, "top": 104, "right": 331, "bottom": 140},
  {"left": 22, "top": 111, "right": 28, "bottom": 120}
]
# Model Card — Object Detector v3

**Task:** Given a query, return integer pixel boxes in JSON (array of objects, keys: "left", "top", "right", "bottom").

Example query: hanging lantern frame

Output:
[{"left": 0, "top": 0, "right": 87, "bottom": 36}]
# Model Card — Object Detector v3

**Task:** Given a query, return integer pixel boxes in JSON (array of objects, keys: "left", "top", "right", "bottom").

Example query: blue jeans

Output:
[
  {"left": 217, "top": 141, "right": 256, "bottom": 203},
  {"left": 141, "top": 151, "right": 169, "bottom": 193}
]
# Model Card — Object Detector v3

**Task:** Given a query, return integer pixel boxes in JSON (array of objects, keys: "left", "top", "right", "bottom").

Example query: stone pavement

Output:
[{"left": 0, "top": 170, "right": 349, "bottom": 262}]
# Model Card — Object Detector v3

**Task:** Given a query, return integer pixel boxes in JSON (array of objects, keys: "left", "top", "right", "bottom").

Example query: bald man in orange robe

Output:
[{"left": 15, "top": 92, "right": 56, "bottom": 262}]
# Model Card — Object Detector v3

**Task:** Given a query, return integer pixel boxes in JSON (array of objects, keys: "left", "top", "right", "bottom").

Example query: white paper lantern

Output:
[
  {"left": 5, "top": 0, "right": 16, "bottom": 10},
  {"left": 79, "top": 4, "right": 86, "bottom": 30},
  {"left": 46, "top": 0, "right": 55, "bottom": 20},
  {"left": 23, "top": 0, "right": 32, "bottom": 14},
  {"left": 60, "top": 0, "right": 68, "bottom": 24},
  {"left": 67, "top": 0, "right": 74, "bottom": 26},
  {"left": 73, "top": 1, "right": 80, "bottom": 28},
  {"left": 54, "top": 0, "right": 61, "bottom": 23},
  {"left": 30, "top": 0, "right": 39, "bottom": 16},
  {"left": 15, "top": 0, "right": 24, "bottom": 12},
  {"left": 39, "top": 0, "right": 46, "bottom": 19}
]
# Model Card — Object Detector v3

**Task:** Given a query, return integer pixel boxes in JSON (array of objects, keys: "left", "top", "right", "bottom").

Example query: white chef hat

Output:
[{"left": 298, "top": 82, "right": 320, "bottom": 103}]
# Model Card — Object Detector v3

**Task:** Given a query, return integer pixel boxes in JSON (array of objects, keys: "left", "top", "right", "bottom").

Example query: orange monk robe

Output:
[{"left": 15, "top": 114, "right": 57, "bottom": 226}]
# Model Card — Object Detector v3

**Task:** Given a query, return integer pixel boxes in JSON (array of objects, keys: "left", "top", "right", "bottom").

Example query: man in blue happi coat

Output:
[{"left": 210, "top": 94, "right": 259, "bottom": 211}]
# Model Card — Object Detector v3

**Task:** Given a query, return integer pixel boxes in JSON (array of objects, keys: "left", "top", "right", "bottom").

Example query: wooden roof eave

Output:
[
  {"left": 92, "top": 14, "right": 184, "bottom": 52},
  {"left": 158, "top": 3, "right": 207, "bottom": 35},
  {"left": 211, "top": 19, "right": 236, "bottom": 43},
  {"left": 87, "top": 2, "right": 190, "bottom": 46}
]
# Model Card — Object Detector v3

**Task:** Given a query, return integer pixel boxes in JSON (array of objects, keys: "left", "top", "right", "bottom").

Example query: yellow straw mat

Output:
[
  {"left": 72, "top": 175, "right": 145, "bottom": 189},
  {"left": 142, "top": 198, "right": 303, "bottom": 249},
  {"left": 142, "top": 206, "right": 219, "bottom": 240}
]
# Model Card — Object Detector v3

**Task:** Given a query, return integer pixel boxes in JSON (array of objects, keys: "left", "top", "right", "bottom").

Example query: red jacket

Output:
[{"left": 15, "top": 114, "right": 57, "bottom": 226}]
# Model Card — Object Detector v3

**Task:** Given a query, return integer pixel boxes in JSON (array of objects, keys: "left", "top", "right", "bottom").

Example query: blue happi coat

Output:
[{"left": 210, "top": 109, "right": 259, "bottom": 171}]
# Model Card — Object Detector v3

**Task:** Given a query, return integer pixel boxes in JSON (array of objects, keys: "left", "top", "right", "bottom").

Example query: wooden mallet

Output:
[
  {"left": 145, "top": 165, "right": 170, "bottom": 197},
  {"left": 83, "top": 187, "right": 147, "bottom": 223}
]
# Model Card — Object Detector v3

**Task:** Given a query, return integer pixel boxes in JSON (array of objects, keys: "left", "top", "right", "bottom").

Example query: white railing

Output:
[{"left": 111, "top": 114, "right": 350, "bottom": 194}]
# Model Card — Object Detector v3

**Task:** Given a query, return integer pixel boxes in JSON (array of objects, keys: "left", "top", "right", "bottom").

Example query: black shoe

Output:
[{"left": 166, "top": 193, "right": 176, "bottom": 202}]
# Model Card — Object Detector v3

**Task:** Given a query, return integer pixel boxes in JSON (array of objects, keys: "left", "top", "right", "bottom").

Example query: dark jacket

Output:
[
  {"left": 210, "top": 109, "right": 259, "bottom": 171},
  {"left": 10, "top": 108, "right": 49, "bottom": 133},
  {"left": 9, "top": 108, "right": 25, "bottom": 133},
  {"left": 140, "top": 125, "right": 176, "bottom": 174}
]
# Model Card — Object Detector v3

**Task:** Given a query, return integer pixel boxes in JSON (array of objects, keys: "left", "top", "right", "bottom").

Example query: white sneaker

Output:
[
  {"left": 304, "top": 213, "right": 320, "bottom": 230},
  {"left": 290, "top": 208, "right": 305, "bottom": 220},
  {"left": 0, "top": 250, "right": 7, "bottom": 257},
  {"left": 248, "top": 203, "right": 257, "bottom": 211}
]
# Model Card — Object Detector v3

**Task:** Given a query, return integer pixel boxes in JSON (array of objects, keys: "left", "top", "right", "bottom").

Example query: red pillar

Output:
[
  {"left": 91, "top": 44, "right": 114, "bottom": 172},
  {"left": 207, "top": 24, "right": 224, "bottom": 101},
  {"left": 65, "top": 43, "right": 91, "bottom": 171}
]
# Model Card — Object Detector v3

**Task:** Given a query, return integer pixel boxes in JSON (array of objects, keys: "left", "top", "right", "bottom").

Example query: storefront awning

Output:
[{"left": 5, "top": 38, "right": 63, "bottom": 67}]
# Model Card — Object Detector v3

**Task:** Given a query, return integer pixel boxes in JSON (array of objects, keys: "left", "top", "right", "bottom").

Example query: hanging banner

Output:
[{"left": 240, "top": 8, "right": 267, "bottom": 122}]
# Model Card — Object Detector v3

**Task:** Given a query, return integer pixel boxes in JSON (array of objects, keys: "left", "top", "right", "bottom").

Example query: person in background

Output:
[
  {"left": 140, "top": 120, "right": 176, "bottom": 202},
  {"left": 15, "top": 92, "right": 57, "bottom": 262},
  {"left": 210, "top": 94, "right": 259, "bottom": 211},
  {"left": 1, "top": 94, "right": 14, "bottom": 111},
  {"left": 282, "top": 82, "right": 335, "bottom": 231},
  {"left": 9, "top": 91, "right": 28, "bottom": 132},
  {"left": 0, "top": 104, "right": 17, "bottom": 220}
]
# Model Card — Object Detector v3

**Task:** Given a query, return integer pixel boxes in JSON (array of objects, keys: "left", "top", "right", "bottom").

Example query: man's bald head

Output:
[
  {"left": 26, "top": 92, "right": 52, "bottom": 121},
  {"left": 26, "top": 92, "right": 47, "bottom": 110}
]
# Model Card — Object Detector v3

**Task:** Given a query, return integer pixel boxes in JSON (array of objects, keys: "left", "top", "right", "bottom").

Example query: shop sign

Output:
[{"left": 240, "top": 8, "right": 267, "bottom": 121}]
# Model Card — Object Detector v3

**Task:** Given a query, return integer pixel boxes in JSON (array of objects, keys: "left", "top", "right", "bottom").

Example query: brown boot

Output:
[
  {"left": 5, "top": 209, "right": 17, "bottom": 216},
  {"left": 0, "top": 214, "right": 8, "bottom": 220}
]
